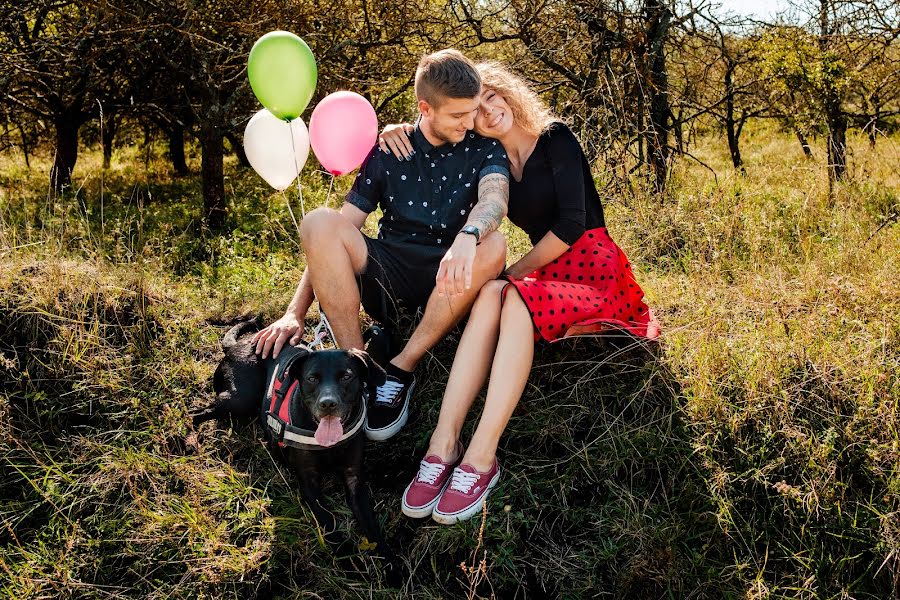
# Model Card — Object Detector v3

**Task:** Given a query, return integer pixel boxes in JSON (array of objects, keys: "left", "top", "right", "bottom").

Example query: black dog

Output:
[{"left": 192, "top": 320, "right": 394, "bottom": 563}]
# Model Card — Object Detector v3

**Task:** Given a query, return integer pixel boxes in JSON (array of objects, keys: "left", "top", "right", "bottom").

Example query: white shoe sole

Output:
[
  {"left": 432, "top": 468, "right": 501, "bottom": 525},
  {"left": 364, "top": 379, "right": 414, "bottom": 441},
  {"left": 401, "top": 479, "right": 450, "bottom": 519}
]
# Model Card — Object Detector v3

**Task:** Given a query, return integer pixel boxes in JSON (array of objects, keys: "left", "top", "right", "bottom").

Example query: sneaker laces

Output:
[
  {"left": 449, "top": 468, "right": 480, "bottom": 494},
  {"left": 374, "top": 378, "right": 404, "bottom": 406},
  {"left": 416, "top": 461, "right": 446, "bottom": 485}
]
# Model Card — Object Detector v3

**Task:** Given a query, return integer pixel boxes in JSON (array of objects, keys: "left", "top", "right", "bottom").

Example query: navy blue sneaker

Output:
[{"left": 365, "top": 371, "right": 415, "bottom": 441}]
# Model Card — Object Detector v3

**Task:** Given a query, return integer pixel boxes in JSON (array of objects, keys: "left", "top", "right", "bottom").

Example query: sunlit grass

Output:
[{"left": 1, "top": 126, "right": 899, "bottom": 597}]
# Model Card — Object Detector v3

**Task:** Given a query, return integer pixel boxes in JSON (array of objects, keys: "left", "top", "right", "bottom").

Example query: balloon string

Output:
[
  {"left": 325, "top": 174, "right": 335, "bottom": 208},
  {"left": 284, "top": 180, "right": 303, "bottom": 240},
  {"left": 297, "top": 179, "right": 306, "bottom": 219},
  {"left": 285, "top": 122, "right": 304, "bottom": 238}
]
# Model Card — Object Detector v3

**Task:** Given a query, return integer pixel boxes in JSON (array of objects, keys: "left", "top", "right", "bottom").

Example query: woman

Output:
[{"left": 379, "top": 62, "right": 660, "bottom": 524}]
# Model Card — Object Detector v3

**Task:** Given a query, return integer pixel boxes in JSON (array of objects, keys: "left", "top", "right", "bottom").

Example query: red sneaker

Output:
[
  {"left": 401, "top": 441, "right": 463, "bottom": 518},
  {"left": 432, "top": 460, "right": 501, "bottom": 524}
]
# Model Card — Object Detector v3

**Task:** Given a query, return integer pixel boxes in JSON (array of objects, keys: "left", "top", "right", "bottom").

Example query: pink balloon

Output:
[{"left": 309, "top": 91, "right": 378, "bottom": 176}]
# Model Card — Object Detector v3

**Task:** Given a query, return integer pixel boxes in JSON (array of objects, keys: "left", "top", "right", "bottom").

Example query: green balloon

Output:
[{"left": 248, "top": 31, "right": 317, "bottom": 121}]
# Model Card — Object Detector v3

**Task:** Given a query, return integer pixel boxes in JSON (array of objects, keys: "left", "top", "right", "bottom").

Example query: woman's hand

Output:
[
  {"left": 378, "top": 123, "right": 415, "bottom": 160},
  {"left": 503, "top": 265, "right": 529, "bottom": 280},
  {"left": 504, "top": 231, "right": 572, "bottom": 280}
]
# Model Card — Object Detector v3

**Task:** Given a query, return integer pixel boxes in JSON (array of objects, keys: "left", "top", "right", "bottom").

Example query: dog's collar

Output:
[{"left": 265, "top": 400, "right": 366, "bottom": 450}]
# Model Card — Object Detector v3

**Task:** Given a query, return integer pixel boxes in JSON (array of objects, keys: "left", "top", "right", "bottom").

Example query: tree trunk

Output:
[
  {"left": 21, "top": 124, "right": 31, "bottom": 169},
  {"left": 672, "top": 113, "right": 684, "bottom": 156},
  {"left": 636, "top": 89, "right": 645, "bottom": 168},
  {"left": 226, "top": 131, "right": 250, "bottom": 168},
  {"left": 724, "top": 62, "right": 744, "bottom": 171},
  {"left": 644, "top": 0, "right": 672, "bottom": 194},
  {"left": 141, "top": 124, "right": 153, "bottom": 169},
  {"left": 794, "top": 127, "right": 813, "bottom": 159},
  {"left": 200, "top": 120, "right": 226, "bottom": 230},
  {"left": 825, "top": 101, "right": 847, "bottom": 182},
  {"left": 51, "top": 116, "right": 80, "bottom": 193},
  {"left": 819, "top": 0, "right": 847, "bottom": 183},
  {"left": 167, "top": 124, "right": 189, "bottom": 176},
  {"left": 866, "top": 100, "right": 880, "bottom": 147},
  {"left": 102, "top": 114, "right": 118, "bottom": 169}
]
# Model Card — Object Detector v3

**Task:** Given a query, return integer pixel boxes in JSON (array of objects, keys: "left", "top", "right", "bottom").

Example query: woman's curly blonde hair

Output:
[{"left": 476, "top": 61, "right": 558, "bottom": 137}]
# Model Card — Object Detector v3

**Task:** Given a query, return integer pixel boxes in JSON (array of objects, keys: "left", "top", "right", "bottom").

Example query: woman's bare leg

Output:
[
  {"left": 426, "top": 280, "right": 508, "bottom": 460},
  {"left": 461, "top": 288, "right": 534, "bottom": 471}
]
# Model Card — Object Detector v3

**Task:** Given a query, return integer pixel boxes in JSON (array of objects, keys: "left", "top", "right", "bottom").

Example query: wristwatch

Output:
[{"left": 459, "top": 225, "right": 481, "bottom": 243}]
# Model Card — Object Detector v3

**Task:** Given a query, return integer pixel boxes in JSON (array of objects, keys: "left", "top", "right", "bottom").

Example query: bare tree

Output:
[
  {"left": 452, "top": 0, "right": 715, "bottom": 193},
  {"left": 793, "top": 0, "right": 899, "bottom": 183},
  {"left": 0, "top": 0, "right": 151, "bottom": 191},
  {"left": 675, "top": 16, "right": 773, "bottom": 171},
  {"left": 132, "top": 0, "right": 449, "bottom": 229}
]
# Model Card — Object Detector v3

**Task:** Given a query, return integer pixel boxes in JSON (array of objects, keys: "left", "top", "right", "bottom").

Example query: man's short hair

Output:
[{"left": 414, "top": 49, "right": 481, "bottom": 108}]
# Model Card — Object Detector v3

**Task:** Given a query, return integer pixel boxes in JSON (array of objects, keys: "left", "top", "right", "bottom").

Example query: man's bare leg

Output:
[
  {"left": 300, "top": 208, "right": 369, "bottom": 350},
  {"left": 390, "top": 231, "right": 506, "bottom": 372}
]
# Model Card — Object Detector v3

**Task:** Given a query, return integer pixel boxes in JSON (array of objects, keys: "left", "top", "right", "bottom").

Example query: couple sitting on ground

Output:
[{"left": 252, "top": 49, "right": 660, "bottom": 525}]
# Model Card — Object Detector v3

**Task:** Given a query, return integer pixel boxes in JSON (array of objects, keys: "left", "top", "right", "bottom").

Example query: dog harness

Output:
[{"left": 263, "top": 344, "right": 367, "bottom": 450}]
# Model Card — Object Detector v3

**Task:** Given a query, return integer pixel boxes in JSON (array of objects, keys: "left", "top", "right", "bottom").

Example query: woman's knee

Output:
[
  {"left": 474, "top": 279, "right": 507, "bottom": 305},
  {"left": 469, "top": 280, "right": 506, "bottom": 320},
  {"left": 500, "top": 287, "right": 530, "bottom": 322}
]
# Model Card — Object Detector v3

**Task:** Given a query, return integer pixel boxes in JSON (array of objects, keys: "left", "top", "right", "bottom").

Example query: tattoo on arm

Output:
[{"left": 468, "top": 173, "right": 509, "bottom": 235}]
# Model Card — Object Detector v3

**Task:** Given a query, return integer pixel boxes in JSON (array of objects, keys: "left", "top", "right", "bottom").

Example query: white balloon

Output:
[{"left": 243, "top": 109, "right": 310, "bottom": 191}]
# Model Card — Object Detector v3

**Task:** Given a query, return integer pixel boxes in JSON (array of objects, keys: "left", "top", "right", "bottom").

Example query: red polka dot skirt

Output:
[{"left": 503, "top": 227, "right": 660, "bottom": 343}]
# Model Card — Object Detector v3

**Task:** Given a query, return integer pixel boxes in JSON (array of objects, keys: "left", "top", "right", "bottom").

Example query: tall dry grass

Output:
[{"left": 1, "top": 125, "right": 898, "bottom": 598}]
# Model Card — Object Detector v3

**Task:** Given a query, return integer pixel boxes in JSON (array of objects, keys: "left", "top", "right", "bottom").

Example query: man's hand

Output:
[
  {"left": 436, "top": 234, "right": 477, "bottom": 297},
  {"left": 252, "top": 313, "right": 304, "bottom": 359}
]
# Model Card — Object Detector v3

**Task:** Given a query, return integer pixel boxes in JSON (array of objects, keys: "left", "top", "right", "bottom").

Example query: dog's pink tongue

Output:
[{"left": 314, "top": 416, "right": 344, "bottom": 447}]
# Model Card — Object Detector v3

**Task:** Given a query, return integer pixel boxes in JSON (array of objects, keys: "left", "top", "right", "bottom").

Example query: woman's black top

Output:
[{"left": 507, "top": 122, "right": 605, "bottom": 247}]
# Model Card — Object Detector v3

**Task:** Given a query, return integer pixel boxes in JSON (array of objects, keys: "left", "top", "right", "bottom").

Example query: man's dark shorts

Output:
[{"left": 358, "top": 237, "right": 446, "bottom": 330}]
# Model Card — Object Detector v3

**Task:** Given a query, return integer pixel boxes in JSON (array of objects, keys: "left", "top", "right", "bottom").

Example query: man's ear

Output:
[
  {"left": 418, "top": 98, "right": 432, "bottom": 118},
  {"left": 347, "top": 348, "right": 387, "bottom": 389}
]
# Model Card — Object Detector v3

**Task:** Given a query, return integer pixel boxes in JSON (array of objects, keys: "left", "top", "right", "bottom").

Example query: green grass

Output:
[{"left": 1, "top": 126, "right": 899, "bottom": 598}]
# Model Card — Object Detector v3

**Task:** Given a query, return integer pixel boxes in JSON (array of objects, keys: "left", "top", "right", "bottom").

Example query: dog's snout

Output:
[{"left": 317, "top": 396, "right": 338, "bottom": 412}]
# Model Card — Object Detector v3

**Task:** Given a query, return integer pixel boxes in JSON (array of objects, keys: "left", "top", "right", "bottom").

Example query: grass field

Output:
[{"left": 1, "top": 126, "right": 898, "bottom": 598}]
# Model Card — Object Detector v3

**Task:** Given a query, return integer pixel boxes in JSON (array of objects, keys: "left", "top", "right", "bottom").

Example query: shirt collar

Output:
[
  {"left": 413, "top": 123, "right": 460, "bottom": 155},
  {"left": 412, "top": 124, "right": 437, "bottom": 154}
]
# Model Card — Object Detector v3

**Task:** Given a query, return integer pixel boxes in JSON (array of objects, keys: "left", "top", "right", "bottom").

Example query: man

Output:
[{"left": 253, "top": 49, "right": 510, "bottom": 442}]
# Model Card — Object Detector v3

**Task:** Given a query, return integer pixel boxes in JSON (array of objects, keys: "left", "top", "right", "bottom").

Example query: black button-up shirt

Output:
[{"left": 345, "top": 126, "right": 509, "bottom": 248}]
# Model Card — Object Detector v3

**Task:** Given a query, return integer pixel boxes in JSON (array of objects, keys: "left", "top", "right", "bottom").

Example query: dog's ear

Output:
[
  {"left": 346, "top": 348, "right": 387, "bottom": 389},
  {"left": 284, "top": 347, "right": 313, "bottom": 381}
]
